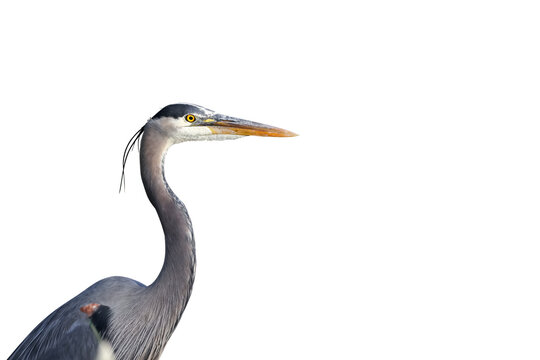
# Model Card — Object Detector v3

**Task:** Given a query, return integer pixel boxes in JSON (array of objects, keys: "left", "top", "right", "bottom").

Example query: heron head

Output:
[
  {"left": 147, "top": 103, "right": 297, "bottom": 143},
  {"left": 119, "top": 103, "right": 296, "bottom": 191}
]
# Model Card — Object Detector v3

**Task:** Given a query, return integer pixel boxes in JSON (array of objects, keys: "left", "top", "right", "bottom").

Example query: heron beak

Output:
[{"left": 206, "top": 114, "right": 297, "bottom": 137}]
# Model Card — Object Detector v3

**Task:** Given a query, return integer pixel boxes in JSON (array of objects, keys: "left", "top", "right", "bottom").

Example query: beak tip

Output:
[{"left": 283, "top": 130, "right": 298, "bottom": 137}]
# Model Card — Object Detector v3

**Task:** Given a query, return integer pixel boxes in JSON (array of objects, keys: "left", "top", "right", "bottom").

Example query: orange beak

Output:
[{"left": 206, "top": 114, "right": 297, "bottom": 137}]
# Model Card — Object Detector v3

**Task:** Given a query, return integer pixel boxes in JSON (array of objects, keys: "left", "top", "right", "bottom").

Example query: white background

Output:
[{"left": 0, "top": 1, "right": 539, "bottom": 359}]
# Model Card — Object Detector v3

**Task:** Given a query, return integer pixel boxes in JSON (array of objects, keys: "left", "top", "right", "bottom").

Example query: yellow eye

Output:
[{"left": 185, "top": 114, "right": 196, "bottom": 122}]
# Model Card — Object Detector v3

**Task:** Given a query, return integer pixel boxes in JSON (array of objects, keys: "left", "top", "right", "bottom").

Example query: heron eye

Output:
[{"left": 185, "top": 114, "right": 196, "bottom": 123}]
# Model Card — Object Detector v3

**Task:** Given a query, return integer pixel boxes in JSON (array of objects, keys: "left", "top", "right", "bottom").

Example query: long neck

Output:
[{"left": 139, "top": 124, "right": 196, "bottom": 326}]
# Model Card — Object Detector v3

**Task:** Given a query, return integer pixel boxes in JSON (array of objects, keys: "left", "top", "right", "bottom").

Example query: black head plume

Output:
[{"left": 119, "top": 125, "right": 145, "bottom": 192}]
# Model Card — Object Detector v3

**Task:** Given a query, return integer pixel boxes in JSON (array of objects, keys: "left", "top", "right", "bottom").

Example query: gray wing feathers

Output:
[
  {"left": 8, "top": 308, "right": 98, "bottom": 360},
  {"left": 8, "top": 277, "right": 143, "bottom": 360},
  {"left": 39, "top": 322, "right": 98, "bottom": 360}
]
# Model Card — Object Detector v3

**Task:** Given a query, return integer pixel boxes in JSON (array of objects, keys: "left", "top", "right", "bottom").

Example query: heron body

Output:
[{"left": 8, "top": 104, "right": 295, "bottom": 360}]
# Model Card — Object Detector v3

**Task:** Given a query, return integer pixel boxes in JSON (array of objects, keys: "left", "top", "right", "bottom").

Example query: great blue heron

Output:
[{"left": 8, "top": 103, "right": 296, "bottom": 360}]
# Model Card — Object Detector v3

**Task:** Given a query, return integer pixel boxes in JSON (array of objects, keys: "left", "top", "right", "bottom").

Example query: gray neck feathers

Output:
[{"left": 114, "top": 125, "right": 196, "bottom": 359}]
